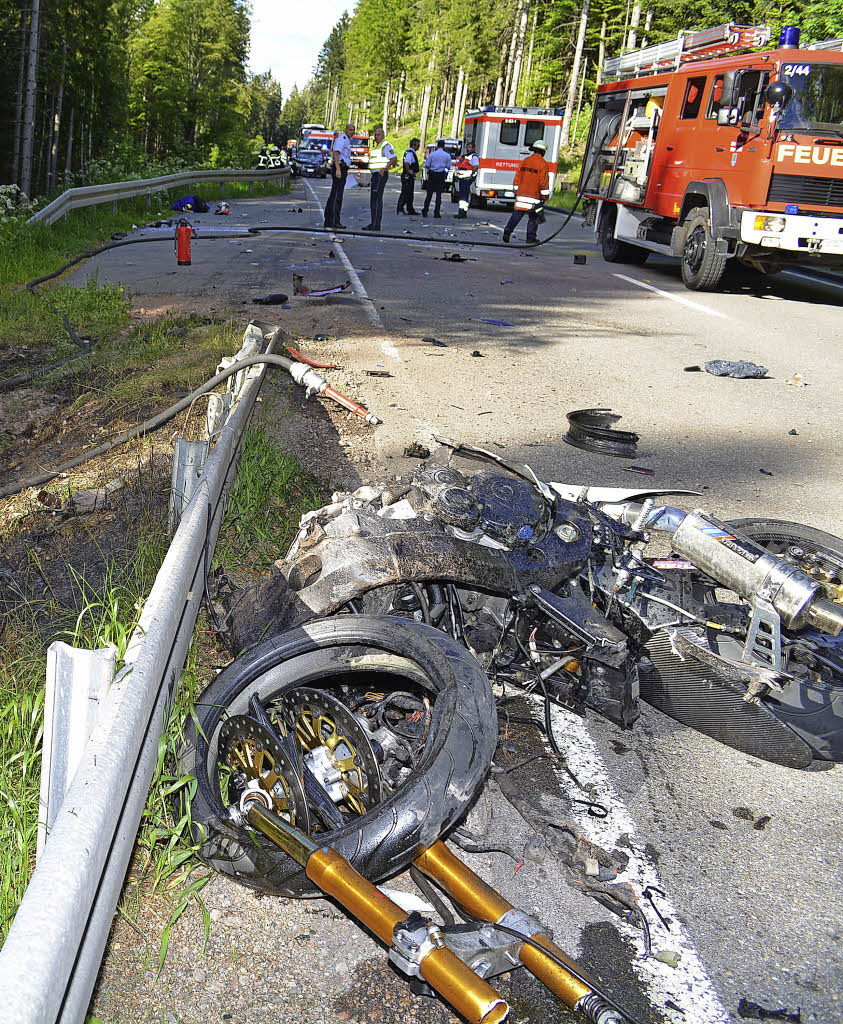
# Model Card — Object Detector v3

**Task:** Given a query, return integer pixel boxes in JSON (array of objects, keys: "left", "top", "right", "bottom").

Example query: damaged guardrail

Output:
[
  {"left": 0, "top": 324, "right": 278, "bottom": 1023},
  {"left": 27, "top": 167, "right": 290, "bottom": 225}
]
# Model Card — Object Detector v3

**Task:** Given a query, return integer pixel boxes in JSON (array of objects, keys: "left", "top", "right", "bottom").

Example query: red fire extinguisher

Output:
[{"left": 174, "top": 219, "right": 195, "bottom": 266}]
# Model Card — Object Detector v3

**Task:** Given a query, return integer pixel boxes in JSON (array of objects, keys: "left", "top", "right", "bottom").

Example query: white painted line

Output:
[
  {"left": 532, "top": 696, "right": 731, "bottom": 1024},
  {"left": 613, "top": 272, "right": 730, "bottom": 320},
  {"left": 302, "top": 179, "right": 388, "bottom": 336}
]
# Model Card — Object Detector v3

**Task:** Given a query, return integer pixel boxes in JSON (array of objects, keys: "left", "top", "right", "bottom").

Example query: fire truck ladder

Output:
[{"left": 602, "top": 22, "right": 771, "bottom": 80}]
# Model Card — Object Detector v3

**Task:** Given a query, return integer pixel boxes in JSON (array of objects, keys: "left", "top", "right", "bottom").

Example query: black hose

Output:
[
  {"left": 0, "top": 350, "right": 296, "bottom": 499},
  {"left": 409, "top": 864, "right": 456, "bottom": 926}
]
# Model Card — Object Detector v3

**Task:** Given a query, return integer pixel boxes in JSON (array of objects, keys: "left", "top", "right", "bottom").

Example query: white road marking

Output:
[
  {"left": 486, "top": 222, "right": 505, "bottom": 233},
  {"left": 613, "top": 272, "right": 731, "bottom": 319},
  {"left": 301, "top": 179, "right": 393, "bottom": 344},
  {"left": 533, "top": 697, "right": 731, "bottom": 1024}
]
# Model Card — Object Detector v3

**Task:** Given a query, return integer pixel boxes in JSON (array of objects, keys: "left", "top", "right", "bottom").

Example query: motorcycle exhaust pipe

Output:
[
  {"left": 670, "top": 512, "right": 843, "bottom": 636},
  {"left": 244, "top": 801, "right": 509, "bottom": 1024},
  {"left": 414, "top": 841, "right": 626, "bottom": 1023}
]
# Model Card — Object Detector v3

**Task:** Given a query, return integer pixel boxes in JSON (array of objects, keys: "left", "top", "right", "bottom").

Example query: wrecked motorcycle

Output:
[{"left": 182, "top": 441, "right": 843, "bottom": 900}]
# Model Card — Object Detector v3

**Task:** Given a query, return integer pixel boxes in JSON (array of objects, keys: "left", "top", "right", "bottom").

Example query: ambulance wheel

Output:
[
  {"left": 681, "top": 211, "right": 729, "bottom": 291},
  {"left": 600, "top": 205, "right": 648, "bottom": 265}
]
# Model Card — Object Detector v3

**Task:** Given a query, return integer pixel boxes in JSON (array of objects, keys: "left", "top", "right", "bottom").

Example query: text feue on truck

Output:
[{"left": 579, "top": 23, "right": 843, "bottom": 290}]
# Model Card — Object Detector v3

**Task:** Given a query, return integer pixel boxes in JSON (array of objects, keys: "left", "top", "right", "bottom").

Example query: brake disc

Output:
[
  {"left": 218, "top": 715, "right": 310, "bottom": 831},
  {"left": 276, "top": 688, "right": 382, "bottom": 818}
]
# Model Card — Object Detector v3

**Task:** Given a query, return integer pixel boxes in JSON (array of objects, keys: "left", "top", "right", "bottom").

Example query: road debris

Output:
[
  {"left": 759, "top": 469, "right": 773, "bottom": 476},
  {"left": 252, "top": 293, "right": 289, "bottom": 305},
  {"left": 422, "top": 336, "right": 447, "bottom": 347},
  {"left": 468, "top": 317, "right": 514, "bottom": 326},
  {"left": 574, "top": 254, "right": 587, "bottom": 264},
  {"left": 737, "top": 998, "right": 801, "bottom": 1022},
  {"left": 471, "top": 350, "right": 484, "bottom": 357},
  {"left": 285, "top": 345, "right": 340, "bottom": 369},
  {"left": 703, "top": 359, "right": 769, "bottom": 379},
  {"left": 364, "top": 370, "right": 392, "bottom": 377},
  {"left": 564, "top": 408, "right": 639, "bottom": 458},
  {"left": 293, "top": 273, "right": 352, "bottom": 297},
  {"left": 623, "top": 465, "right": 655, "bottom": 476},
  {"left": 404, "top": 441, "right": 431, "bottom": 458},
  {"left": 785, "top": 373, "right": 807, "bottom": 387},
  {"left": 788, "top": 429, "right": 799, "bottom": 435},
  {"left": 439, "top": 252, "right": 476, "bottom": 262}
]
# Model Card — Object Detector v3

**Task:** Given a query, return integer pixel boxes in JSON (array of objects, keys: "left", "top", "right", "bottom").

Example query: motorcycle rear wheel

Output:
[{"left": 179, "top": 616, "right": 496, "bottom": 896}]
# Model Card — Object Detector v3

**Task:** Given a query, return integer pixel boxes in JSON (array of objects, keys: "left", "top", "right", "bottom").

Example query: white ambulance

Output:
[{"left": 460, "top": 105, "right": 564, "bottom": 207}]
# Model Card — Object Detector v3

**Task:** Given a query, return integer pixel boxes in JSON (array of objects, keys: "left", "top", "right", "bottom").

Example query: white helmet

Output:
[{"left": 532, "top": 139, "right": 548, "bottom": 153}]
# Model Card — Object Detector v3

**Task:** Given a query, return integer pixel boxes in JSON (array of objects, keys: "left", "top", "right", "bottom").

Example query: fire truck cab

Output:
[
  {"left": 463, "top": 106, "right": 563, "bottom": 206},
  {"left": 580, "top": 24, "right": 843, "bottom": 289}
]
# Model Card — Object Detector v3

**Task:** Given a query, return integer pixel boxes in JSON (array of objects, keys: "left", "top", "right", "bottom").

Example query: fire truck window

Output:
[
  {"left": 735, "top": 70, "right": 770, "bottom": 127},
  {"left": 524, "top": 121, "right": 544, "bottom": 147},
  {"left": 706, "top": 76, "right": 724, "bottom": 118},
  {"left": 499, "top": 119, "right": 520, "bottom": 146},
  {"left": 680, "top": 77, "right": 707, "bottom": 119}
]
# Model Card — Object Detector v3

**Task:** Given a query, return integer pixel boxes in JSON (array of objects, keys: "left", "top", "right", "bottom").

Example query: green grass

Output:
[
  {"left": 217, "top": 427, "right": 328, "bottom": 572},
  {"left": 0, "top": 177, "right": 289, "bottom": 359},
  {"left": 0, "top": 517, "right": 169, "bottom": 944}
]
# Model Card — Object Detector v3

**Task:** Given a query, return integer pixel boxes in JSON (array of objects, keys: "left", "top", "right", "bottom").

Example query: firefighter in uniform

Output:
[
  {"left": 397, "top": 138, "right": 421, "bottom": 215},
  {"left": 364, "top": 127, "right": 397, "bottom": 232},
  {"left": 502, "top": 139, "right": 550, "bottom": 243},
  {"left": 453, "top": 142, "right": 479, "bottom": 219}
]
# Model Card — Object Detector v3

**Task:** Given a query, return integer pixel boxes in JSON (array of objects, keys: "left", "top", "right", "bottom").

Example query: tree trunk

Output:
[
  {"left": 523, "top": 8, "right": 538, "bottom": 105},
  {"left": 560, "top": 0, "right": 590, "bottom": 148},
  {"left": 20, "top": 0, "right": 42, "bottom": 196},
  {"left": 508, "top": 0, "right": 530, "bottom": 105},
  {"left": 572, "top": 59, "right": 588, "bottom": 144},
  {"left": 597, "top": 20, "right": 606, "bottom": 86},
  {"left": 494, "top": 75, "right": 503, "bottom": 105},
  {"left": 382, "top": 77, "right": 391, "bottom": 132},
  {"left": 64, "top": 104, "right": 75, "bottom": 180},
  {"left": 502, "top": 7, "right": 520, "bottom": 104},
  {"left": 642, "top": 10, "right": 652, "bottom": 47},
  {"left": 627, "top": 4, "right": 641, "bottom": 51},
  {"left": 12, "top": 5, "right": 28, "bottom": 184},
  {"left": 395, "top": 71, "right": 405, "bottom": 128},
  {"left": 450, "top": 66, "right": 464, "bottom": 137},
  {"left": 49, "top": 45, "right": 67, "bottom": 191},
  {"left": 325, "top": 72, "right": 332, "bottom": 123},
  {"left": 418, "top": 38, "right": 437, "bottom": 148},
  {"left": 436, "top": 83, "right": 446, "bottom": 140}
]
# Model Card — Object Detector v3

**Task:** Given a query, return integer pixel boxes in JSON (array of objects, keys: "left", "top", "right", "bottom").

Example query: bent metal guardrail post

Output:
[
  {"left": 0, "top": 324, "right": 280, "bottom": 1024},
  {"left": 27, "top": 167, "right": 290, "bottom": 226}
]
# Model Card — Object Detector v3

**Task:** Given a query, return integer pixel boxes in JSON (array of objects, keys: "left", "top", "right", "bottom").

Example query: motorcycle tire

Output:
[{"left": 178, "top": 616, "right": 496, "bottom": 897}]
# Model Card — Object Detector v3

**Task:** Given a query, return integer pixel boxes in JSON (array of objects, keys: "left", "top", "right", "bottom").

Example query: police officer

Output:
[
  {"left": 453, "top": 141, "right": 479, "bottom": 219},
  {"left": 324, "top": 122, "right": 354, "bottom": 229},
  {"left": 422, "top": 140, "right": 452, "bottom": 218},
  {"left": 397, "top": 138, "right": 421, "bottom": 215},
  {"left": 364, "top": 127, "right": 397, "bottom": 232},
  {"left": 502, "top": 139, "right": 550, "bottom": 243}
]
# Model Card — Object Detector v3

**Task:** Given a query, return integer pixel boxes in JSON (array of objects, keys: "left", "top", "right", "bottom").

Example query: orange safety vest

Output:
[{"left": 513, "top": 152, "right": 550, "bottom": 210}]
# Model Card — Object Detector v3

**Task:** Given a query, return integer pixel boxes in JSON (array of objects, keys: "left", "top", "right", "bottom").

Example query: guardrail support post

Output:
[
  {"left": 38, "top": 643, "right": 116, "bottom": 859},
  {"left": 249, "top": 181, "right": 253, "bottom": 195},
  {"left": 168, "top": 438, "right": 210, "bottom": 530}
]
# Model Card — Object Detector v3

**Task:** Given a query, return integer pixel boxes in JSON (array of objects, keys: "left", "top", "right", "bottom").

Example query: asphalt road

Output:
[{"left": 75, "top": 177, "right": 842, "bottom": 1024}]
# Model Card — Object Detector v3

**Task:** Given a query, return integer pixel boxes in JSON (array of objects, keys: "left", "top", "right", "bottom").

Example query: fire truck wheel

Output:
[
  {"left": 681, "top": 211, "right": 729, "bottom": 291},
  {"left": 600, "top": 206, "right": 649, "bottom": 265}
]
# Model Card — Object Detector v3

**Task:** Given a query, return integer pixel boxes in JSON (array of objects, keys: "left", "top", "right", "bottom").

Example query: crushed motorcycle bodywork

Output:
[{"left": 224, "top": 445, "right": 843, "bottom": 766}]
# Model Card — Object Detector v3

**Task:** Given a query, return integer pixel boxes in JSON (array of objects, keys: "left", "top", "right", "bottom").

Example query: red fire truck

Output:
[
  {"left": 579, "top": 24, "right": 843, "bottom": 290},
  {"left": 350, "top": 132, "right": 370, "bottom": 169},
  {"left": 463, "top": 106, "right": 564, "bottom": 206}
]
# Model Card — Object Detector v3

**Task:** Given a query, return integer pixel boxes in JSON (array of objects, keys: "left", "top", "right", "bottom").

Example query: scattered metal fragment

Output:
[
  {"left": 642, "top": 885, "right": 672, "bottom": 931},
  {"left": 564, "top": 408, "right": 639, "bottom": 458},
  {"left": 788, "top": 429, "right": 798, "bottom": 435},
  {"left": 404, "top": 442, "right": 431, "bottom": 459},
  {"left": 364, "top": 370, "right": 393, "bottom": 377},
  {"left": 439, "top": 252, "right": 476, "bottom": 262},
  {"left": 623, "top": 466, "right": 654, "bottom": 476},
  {"left": 738, "top": 998, "right": 801, "bottom": 1022},
  {"left": 704, "top": 360, "right": 768, "bottom": 379},
  {"left": 293, "top": 273, "right": 352, "bottom": 297}
]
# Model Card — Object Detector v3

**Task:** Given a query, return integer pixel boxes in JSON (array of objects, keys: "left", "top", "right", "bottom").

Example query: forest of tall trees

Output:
[
  {"left": 1, "top": 0, "right": 841, "bottom": 203},
  {"left": 0, "top": 0, "right": 286, "bottom": 201},
  {"left": 300, "top": 0, "right": 842, "bottom": 149}
]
